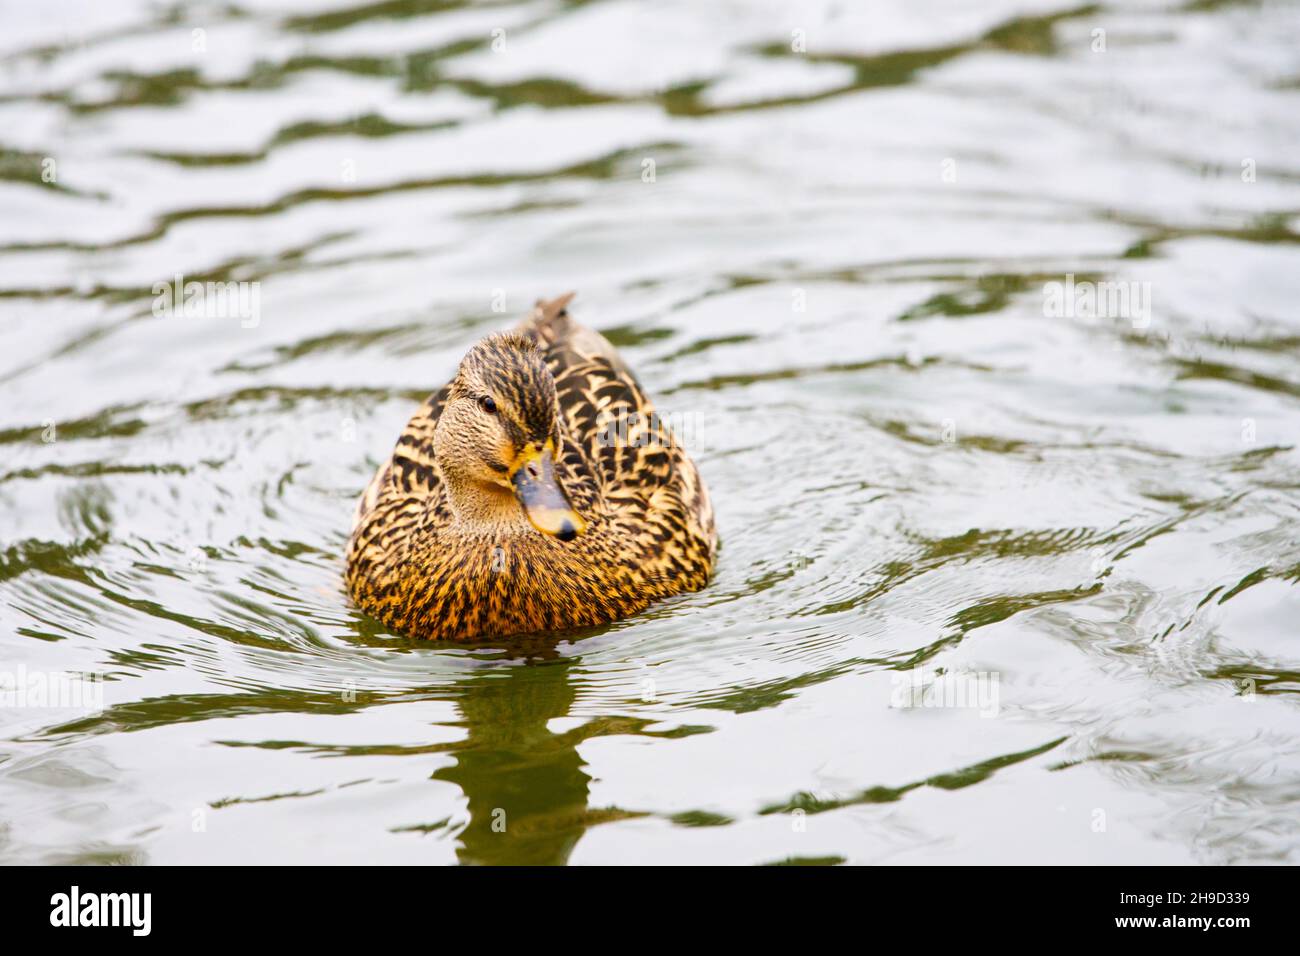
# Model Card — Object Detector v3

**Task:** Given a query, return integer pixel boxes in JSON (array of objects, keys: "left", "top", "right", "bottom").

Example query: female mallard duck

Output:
[{"left": 345, "top": 293, "right": 716, "bottom": 640}]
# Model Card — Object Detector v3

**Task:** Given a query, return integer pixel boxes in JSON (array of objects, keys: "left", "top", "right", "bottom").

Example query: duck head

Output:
[{"left": 433, "top": 332, "right": 586, "bottom": 541}]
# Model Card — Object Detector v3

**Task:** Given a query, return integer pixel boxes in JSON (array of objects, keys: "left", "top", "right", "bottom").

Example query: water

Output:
[{"left": 2, "top": 0, "right": 1299, "bottom": 865}]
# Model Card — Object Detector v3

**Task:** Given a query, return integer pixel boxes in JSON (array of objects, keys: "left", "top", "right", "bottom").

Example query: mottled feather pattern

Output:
[{"left": 345, "top": 295, "right": 716, "bottom": 640}]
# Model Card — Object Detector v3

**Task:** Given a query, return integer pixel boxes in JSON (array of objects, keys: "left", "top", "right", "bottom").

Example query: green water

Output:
[{"left": 2, "top": 0, "right": 1299, "bottom": 864}]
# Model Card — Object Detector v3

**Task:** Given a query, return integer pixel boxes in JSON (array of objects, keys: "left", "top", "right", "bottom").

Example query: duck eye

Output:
[{"left": 478, "top": 395, "right": 498, "bottom": 414}]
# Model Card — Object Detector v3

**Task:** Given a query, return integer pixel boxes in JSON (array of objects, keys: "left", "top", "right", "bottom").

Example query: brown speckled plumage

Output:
[{"left": 345, "top": 293, "right": 717, "bottom": 640}]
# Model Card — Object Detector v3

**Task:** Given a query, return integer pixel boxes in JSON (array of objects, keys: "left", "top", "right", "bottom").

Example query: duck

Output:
[{"left": 345, "top": 293, "right": 717, "bottom": 640}]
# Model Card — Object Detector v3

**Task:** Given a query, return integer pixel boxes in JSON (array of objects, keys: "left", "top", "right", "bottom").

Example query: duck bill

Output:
[{"left": 510, "top": 443, "right": 585, "bottom": 541}]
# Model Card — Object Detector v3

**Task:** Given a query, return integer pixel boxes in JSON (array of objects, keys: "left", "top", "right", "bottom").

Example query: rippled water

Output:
[{"left": 2, "top": 0, "right": 1299, "bottom": 865}]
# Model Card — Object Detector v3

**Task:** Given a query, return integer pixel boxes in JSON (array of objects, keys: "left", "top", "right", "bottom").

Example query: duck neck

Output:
[{"left": 442, "top": 472, "right": 530, "bottom": 534}]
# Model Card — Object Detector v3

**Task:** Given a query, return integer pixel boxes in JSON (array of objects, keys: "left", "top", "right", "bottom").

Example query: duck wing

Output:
[{"left": 348, "top": 391, "right": 451, "bottom": 602}]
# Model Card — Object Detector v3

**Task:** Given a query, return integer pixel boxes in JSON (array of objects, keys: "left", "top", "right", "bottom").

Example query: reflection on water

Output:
[
  {"left": 437, "top": 658, "right": 593, "bottom": 866},
  {"left": 430, "top": 650, "right": 597, "bottom": 866},
  {"left": 2, "top": 0, "right": 1300, "bottom": 864}
]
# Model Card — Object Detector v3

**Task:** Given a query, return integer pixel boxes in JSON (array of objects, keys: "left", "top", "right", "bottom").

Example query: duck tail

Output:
[
  {"left": 516, "top": 291, "right": 635, "bottom": 375},
  {"left": 519, "top": 291, "right": 576, "bottom": 347}
]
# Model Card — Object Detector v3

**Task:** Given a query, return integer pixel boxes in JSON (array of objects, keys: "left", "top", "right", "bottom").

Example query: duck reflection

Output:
[{"left": 433, "top": 638, "right": 635, "bottom": 865}]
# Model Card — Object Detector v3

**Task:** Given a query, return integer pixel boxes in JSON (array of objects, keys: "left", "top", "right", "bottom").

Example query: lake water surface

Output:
[{"left": 2, "top": 0, "right": 1299, "bottom": 865}]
